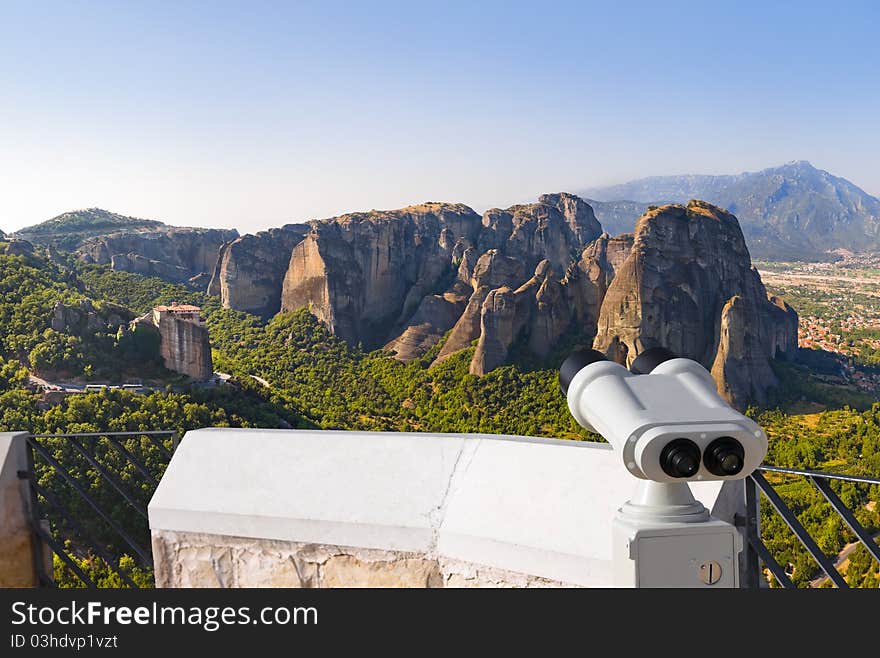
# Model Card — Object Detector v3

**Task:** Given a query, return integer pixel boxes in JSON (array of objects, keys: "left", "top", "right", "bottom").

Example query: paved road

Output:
[
  {"left": 810, "top": 528, "right": 880, "bottom": 588},
  {"left": 28, "top": 374, "right": 84, "bottom": 393},
  {"left": 28, "top": 374, "right": 159, "bottom": 394}
]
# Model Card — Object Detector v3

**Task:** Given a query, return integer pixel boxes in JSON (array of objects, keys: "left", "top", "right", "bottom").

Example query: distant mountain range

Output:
[{"left": 581, "top": 161, "right": 880, "bottom": 260}]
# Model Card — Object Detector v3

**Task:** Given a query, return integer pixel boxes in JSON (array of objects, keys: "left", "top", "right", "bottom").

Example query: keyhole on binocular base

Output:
[{"left": 698, "top": 560, "right": 722, "bottom": 585}]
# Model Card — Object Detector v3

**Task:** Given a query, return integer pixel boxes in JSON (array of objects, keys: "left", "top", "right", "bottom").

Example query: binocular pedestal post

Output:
[
  {"left": 618, "top": 481, "right": 710, "bottom": 524},
  {"left": 612, "top": 480, "right": 742, "bottom": 587}
]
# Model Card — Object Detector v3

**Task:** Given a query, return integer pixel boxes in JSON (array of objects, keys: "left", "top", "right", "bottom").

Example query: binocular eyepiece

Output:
[{"left": 559, "top": 346, "right": 762, "bottom": 482}]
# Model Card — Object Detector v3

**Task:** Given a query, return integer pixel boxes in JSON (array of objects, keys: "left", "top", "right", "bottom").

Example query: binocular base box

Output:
[{"left": 612, "top": 515, "right": 742, "bottom": 588}]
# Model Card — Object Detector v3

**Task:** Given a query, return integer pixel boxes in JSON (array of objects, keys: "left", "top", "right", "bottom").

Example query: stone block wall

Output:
[
  {"left": 152, "top": 531, "right": 565, "bottom": 588},
  {"left": 0, "top": 433, "right": 38, "bottom": 587}
]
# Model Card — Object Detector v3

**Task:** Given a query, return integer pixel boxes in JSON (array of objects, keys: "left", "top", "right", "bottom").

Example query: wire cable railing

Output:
[
  {"left": 743, "top": 465, "right": 880, "bottom": 588},
  {"left": 17, "top": 431, "right": 178, "bottom": 588}
]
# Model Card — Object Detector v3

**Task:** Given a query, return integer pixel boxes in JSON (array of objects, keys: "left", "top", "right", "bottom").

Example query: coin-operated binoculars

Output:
[{"left": 560, "top": 347, "right": 767, "bottom": 587}]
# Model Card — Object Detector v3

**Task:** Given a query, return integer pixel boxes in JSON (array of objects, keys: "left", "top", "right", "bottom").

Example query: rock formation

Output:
[
  {"left": 452, "top": 229, "right": 629, "bottom": 375},
  {"left": 271, "top": 195, "right": 601, "bottom": 358},
  {"left": 134, "top": 304, "right": 213, "bottom": 380},
  {"left": 383, "top": 286, "right": 472, "bottom": 362},
  {"left": 382, "top": 245, "right": 478, "bottom": 362},
  {"left": 50, "top": 299, "right": 132, "bottom": 334},
  {"left": 206, "top": 193, "right": 796, "bottom": 407},
  {"left": 470, "top": 287, "right": 521, "bottom": 375},
  {"left": 592, "top": 200, "right": 798, "bottom": 407},
  {"left": 110, "top": 253, "right": 191, "bottom": 282},
  {"left": 563, "top": 232, "right": 634, "bottom": 330},
  {"left": 281, "top": 203, "right": 482, "bottom": 346},
  {"left": 477, "top": 193, "right": 602, "bottom": 272},
  {"left": 433, "top": 249, "right": 526, "bottom": 363},
  {"left": 78, "top": 227, "right": 239, "bottom": 282},
  {"left": 525, "top": 261, "right": 571, "bottom": 358},
  {"left": 2, "top": 239, "right": 35, "bottom": 258},
  {"left": 208, "top": 225, "right": 309, "bottom": 318}
]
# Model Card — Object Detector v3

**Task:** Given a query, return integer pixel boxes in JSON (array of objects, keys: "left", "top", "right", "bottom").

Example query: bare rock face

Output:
[
  {"left": 527, "top": 261, "right": 571, "bottom": 357},
  {"left": 478, "top": 193, "right": 602, "bottom": 273},
  {"left": 470, "top": 287, "right": 522, "bottom": 375},
  {"left": 50, "top": 300, "right": 131, "bottom": 334},
  {"left": 281, "top": 203, "right": 483, "bottom": 348},
  {"left": 539, "top": 193, "right": 604, "bottom": 247},
  {"left": 434, "top": 250, "right": 525, "bottom": 363},
  {"left": 77, "top": 227, "right": 239, "bottom": 281},
  {"left": 710, "top": 295, "right": 777, "bottom": 407},
  {"left": 584, "top": 232, "right": 634, "bottom": 274},
  {"left": 110, "top": 253, "right": 191, "bottom": 282},
  {"left": 467, "top": 260, "right": 569, "bottom": 374},
  {"left": 443, "top": 195, "right": 603, "bottom": 372},
  {"left": 206, "top": 241, "right": 230, "bottom": 296},
  {"left": 564, "top": 233, "right": 634, "bottom": 330},
  {"left": 766, "top": 294, "right": 799, "bottom": 357},
  {"left": 593, "top": 201, "right": 798, "bottom": 407},
  {"left": 135, "top": 306, "right": 213, "bottom": 380},
  {"left": 383, "top": 246, "right": 480, "bottom": 362},
  {"left": 382, "top": 287, "right": 471, "bottom": 362},
  {"left": 156, "top": 317, "right": 212, "bottom": 381},
  {"left": 281, "top": 225, "right": 366, "bottom": 344},
  {"left": 3, "top": 239, "right": 35, "bottom": 257},
  {"left": 468, "top": 260, "right": 575, "bottom": 374},
  {"left": 209, "top": 225, "right": 309, "bottom": 318}
]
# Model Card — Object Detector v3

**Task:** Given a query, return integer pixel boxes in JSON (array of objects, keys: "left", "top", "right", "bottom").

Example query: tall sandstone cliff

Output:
[
  {"left": 477, "top": 193, "right": 602, "bottom": 272},
  {"left": 78, "top": 227, "right": 239, "bottom": 282},
  {"left": 281, "top": 203, "right": 483, "bottom": 346},
  {"left": 209, "top": 194, "right": 796, "bottom": 407},
  {"left": 275, "top": 194, "right": 602, "bottom": 354},
  {"left": 593, "top": 200, "right": 798, "bottom": 407},
  {"left": 133, "top": 307, "right": 214, "bottom": 381},
  {"left": 208, "top": 225, "right": 310, "bottom": 318}
]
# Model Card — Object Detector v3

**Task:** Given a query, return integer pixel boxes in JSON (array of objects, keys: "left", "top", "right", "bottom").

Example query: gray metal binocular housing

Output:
[{"left": 560, "top": 347, "right": 767, "bottom": 484}]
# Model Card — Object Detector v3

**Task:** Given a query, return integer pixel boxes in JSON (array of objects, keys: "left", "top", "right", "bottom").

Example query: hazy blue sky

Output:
[{"left": 1, "top": 1, "right": 878, "bottom": 233}]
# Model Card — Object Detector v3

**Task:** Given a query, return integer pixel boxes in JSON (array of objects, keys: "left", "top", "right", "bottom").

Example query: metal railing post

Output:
[
  {"left": 740, "top": 475, "right": 762, "bottom": 588},
  {"left": 19, "top": 439, "right": 50, "bottom": 586},
  {"left": 22, "top": 430, "right": 177, "bottom": 588}
]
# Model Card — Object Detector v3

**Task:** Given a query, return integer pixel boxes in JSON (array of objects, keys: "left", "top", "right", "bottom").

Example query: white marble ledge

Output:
[{"left": 148, "top": 429, "right": 731, "bottom": 587}]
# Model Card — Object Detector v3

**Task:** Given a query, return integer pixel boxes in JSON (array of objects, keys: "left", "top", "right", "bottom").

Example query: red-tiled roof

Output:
[{"left": 154, "top": 303, "right": 201, "bottom": 312}]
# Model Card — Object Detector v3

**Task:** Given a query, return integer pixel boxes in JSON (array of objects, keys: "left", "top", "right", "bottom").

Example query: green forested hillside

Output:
[
  {"left": 0, "top": 246, "right": 314, "bottom": 587},
  {"left": 77, "top": 264, "right": 212, "bottom": 315},
  {"left": 0, "top": 250, "right": 165, "bottom": 380},
  {"left": 0, "top": 248, "right": 308, "bottom": 433},
  {"left": 207, "top": 308, "right": 587, "bottom": 439}
]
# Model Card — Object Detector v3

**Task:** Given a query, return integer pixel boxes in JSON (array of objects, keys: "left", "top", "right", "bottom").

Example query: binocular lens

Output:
[
  {"left": 704, "top": 437, "right": 745, "bottom": 476},
  {"left": 559, "top": 348, "right": 608, "bottom": 394},
  {"left": 629, "top": 347, "right": 678, "bottom": 375},
  {"left": 659, "top": 438, "right": 701, "bottom": 478}
]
